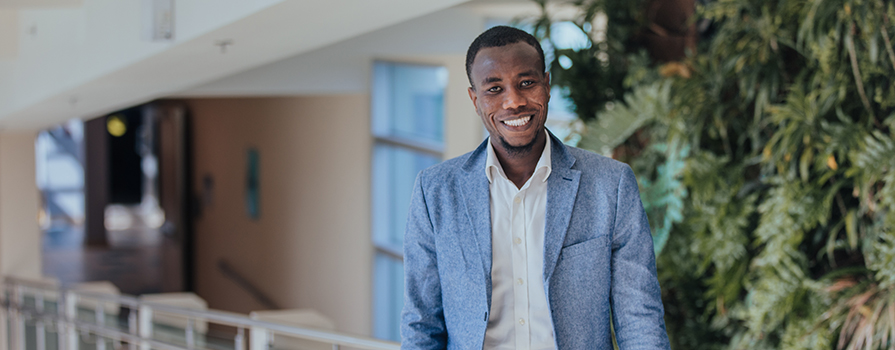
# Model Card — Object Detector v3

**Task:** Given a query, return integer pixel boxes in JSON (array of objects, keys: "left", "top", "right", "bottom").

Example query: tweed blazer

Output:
[{"left": 401, "top": 131, "right": 670, "bottom": 350}]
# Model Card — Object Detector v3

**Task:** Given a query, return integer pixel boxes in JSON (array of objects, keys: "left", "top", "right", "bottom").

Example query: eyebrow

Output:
[
  {"left": 517, "top": 70, "right": 539, "bottom": 78},
  {"left": 479, "top": 70, "right": 540, "bottom": 86},
  {"left": 481, "top": 77, "right": 502, "bottom": 85}
]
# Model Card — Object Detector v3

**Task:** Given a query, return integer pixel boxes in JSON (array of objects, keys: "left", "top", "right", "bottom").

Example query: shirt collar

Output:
[{"left": 485, "top": 130, "right": 552, "bottom": 184}]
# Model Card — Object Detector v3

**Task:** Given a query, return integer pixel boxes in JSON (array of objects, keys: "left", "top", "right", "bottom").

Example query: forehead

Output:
[{"left": 471, "top": 42, "right": 542, "bottom": 84}]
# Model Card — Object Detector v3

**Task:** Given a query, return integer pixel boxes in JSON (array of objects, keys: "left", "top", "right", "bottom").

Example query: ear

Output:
[
  {"left": 468, "top": 86, "right": 479, "bottom": 112},
  {"left": 544, "top": 72, "right": 551, "bottom": 101}
]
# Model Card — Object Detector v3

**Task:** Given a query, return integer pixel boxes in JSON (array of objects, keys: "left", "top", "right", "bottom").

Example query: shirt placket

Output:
[{"left": 511, "top": 188, "right": 530, "bottom": 350}]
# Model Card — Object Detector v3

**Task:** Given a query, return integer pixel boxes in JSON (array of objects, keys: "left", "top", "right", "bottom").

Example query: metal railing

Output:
[{"left": 2, "top": 277, "right": 400, "bottom": 350}]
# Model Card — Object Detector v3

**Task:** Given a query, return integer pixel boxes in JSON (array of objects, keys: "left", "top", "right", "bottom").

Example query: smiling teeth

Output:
[{"left": 503, "top": 116, "right": 531, "bottom": 127}]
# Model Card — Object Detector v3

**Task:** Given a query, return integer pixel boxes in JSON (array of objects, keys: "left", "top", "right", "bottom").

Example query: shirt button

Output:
[
  {"left": 514, "top": 197, "right": 521, "bottom": 204},
  {"left": 517, "top": 278, "right": 524, "bottom": 285},
  {"left": 519, "top": 318, "right": 525, "bottom": 325},
  {"left": 514, "top": 237, "right": 522, "bottom": 245}
]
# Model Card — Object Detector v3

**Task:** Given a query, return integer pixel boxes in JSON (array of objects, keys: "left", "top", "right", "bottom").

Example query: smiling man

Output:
[{"left": 401, "top": 26, "right": 671, "bottom": 350}]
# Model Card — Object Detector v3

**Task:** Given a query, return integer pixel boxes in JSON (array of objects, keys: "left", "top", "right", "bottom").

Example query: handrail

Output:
[
  {"left": 11, "top": 308, "right": 188, "bottom": 350},
  {"left": 2, "top": 276, "right": 400, "bottom": 350},
  {"left": 216, "top": 260, "right": 280, "bottom": 310}
]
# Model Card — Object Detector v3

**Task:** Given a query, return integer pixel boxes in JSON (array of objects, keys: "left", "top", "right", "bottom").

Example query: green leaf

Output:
[{"left": 846, "top": 209, "right": 858, "bottom": 250}]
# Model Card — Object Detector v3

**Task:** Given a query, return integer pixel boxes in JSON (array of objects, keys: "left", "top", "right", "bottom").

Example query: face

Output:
[{"left": 468, "top": 42, "right": 550, "bottom": 156}]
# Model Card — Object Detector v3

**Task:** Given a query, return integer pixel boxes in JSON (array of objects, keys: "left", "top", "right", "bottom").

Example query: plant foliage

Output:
[{"left": 530, "top": 0, "right": 895, "bottom": 348}]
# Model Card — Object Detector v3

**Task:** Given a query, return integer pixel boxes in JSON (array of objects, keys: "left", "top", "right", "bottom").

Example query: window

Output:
[
  {"left": 371, "top": 61, "right": 448, "bottom": 341},
  {"left": 36, "top": 119, "right": 86, "bottom": 235}
]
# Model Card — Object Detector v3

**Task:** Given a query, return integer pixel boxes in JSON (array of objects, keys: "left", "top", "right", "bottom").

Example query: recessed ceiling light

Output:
[{"left": 214, "top": 39, "right": 234, "bottom": 54}]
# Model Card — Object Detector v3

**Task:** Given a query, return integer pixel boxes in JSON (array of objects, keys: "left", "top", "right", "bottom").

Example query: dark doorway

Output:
[{"left": 40, "top": 101, "right": 192, "bottom": 295}]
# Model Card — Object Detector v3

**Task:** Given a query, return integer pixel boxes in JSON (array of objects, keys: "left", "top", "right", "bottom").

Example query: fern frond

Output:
[{"left": 577, "top": 80, "right": 673, "bottom": 156}]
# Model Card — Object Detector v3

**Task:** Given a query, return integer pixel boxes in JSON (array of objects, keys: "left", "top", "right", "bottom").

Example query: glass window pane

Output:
[
  {"left": 373, "top": 253, "right": 405, "bottom": 341},
  {"left": 371, "top": 61, "right": 446, "bottom": 342},
  {"left": 371, "top": 62, "right": 447, "bottom": 144},
  {"left": 372, "top": 144, "right": 440, "bottom": 251}
]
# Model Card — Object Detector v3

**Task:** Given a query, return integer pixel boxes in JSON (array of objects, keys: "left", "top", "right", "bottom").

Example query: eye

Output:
[
  {"left": 520, "top": 80, "right": 535, "bottom": 87},
  {"left": 487, "top": 86, "right": 502, "bottom": 93}
]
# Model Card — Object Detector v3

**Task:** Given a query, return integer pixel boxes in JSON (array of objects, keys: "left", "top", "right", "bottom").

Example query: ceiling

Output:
[
  {"left": 0, "top": 0, "right": 469, "bottom": 130},
  {"left": 0, "top": 0, "right": 82, "bottom": 8},
  {"left": 177, "top": 0, "right": 564, "bottom": 98}
]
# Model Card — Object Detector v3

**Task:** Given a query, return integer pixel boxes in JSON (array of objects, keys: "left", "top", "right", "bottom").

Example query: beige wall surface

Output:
[
  {"left": 186, "top": 95, "right": 373, "bottom": 336},
  {"left": 440, "top": 54, "right": 484, "bottom": 159},
  {"left": 0, "top": 131, "right": 41, "bottom": 279}
]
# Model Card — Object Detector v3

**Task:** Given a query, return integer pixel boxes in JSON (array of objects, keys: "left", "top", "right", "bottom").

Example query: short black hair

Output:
[{"left": 465, "top": 25, "right": 545, "bottom": 88}]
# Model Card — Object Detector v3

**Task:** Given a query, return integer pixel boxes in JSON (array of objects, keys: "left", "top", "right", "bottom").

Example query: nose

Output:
[{"left": 502, "top": 87, "right": 525, "bottom": 110}]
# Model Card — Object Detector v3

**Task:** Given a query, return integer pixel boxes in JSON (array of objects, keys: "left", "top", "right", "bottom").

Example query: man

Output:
[{"left": 401, "top": 26, "right": 670, "bottom": 350}]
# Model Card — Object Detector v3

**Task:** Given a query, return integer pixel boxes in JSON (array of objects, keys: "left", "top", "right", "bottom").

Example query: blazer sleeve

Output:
[
  {"left": 610, "top": 165, "right": 671, "bottom": 350},
  {"left": 400, "top": 172, "right": 448, "bottom": 349}
]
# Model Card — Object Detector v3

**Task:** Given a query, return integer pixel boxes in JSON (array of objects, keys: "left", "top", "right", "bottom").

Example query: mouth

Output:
[{"left": 502, "top": 115, "right": 531, "bottom": 127}]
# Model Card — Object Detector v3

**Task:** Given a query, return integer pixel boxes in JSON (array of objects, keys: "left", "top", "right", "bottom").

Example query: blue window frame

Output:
[{"left": 371, "top": 61, "right": 447, "bottom": 341}]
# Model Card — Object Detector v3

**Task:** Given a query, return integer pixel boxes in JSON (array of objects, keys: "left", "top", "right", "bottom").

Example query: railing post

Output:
[
  {"left": 138, "top": 304, "right": 153, "bottom": 350},
  {"left": 55, "top": 319, "right": 65, "bottom": 350},
  {"left": 186, "top": 317, "right": 195, "bottom": 349},
  {"left": 95, "top": 302, "right": 106, "bottom": 350},
  {"left": 64, "top": 291, "right": 79, "bottom": 350},
  {"left": 36, "top": 292, "right": 46, "bottom": 350},
  {"left": 249, "top": 326, "right": 269, "bottom": 350},
  {"left": 0, "top": 281, "right": 7, "bottom": 350},
  {"left": 234, "top": 327, "right": 245, "bottom": 350},
  {"left": 128, "top": 308, "right": 138, "bottom": 350},
  {"left": 2, "top": 277, "right": 402, "bottom": 350},
  {"left": 56, "top": 289, "right": 66, "bottom": 350},
  {"left": 6, "top": 284, "right": 17, "bottom": 350},
  {"left": 14, "top": 286, "right": 25, "bottom": 350}
]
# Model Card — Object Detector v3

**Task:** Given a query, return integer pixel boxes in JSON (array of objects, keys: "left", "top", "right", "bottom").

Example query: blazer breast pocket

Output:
[{"left": 559, "top": 235, "right": 609, "bottom": 261}]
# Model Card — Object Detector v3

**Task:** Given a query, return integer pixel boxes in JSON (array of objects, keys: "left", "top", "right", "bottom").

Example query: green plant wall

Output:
[{"left": 529, "top": 0, "right": 895, "bottom": 348}]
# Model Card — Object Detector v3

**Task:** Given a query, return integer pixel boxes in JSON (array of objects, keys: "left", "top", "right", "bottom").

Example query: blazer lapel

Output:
[
  {"left": 543, "top": 132, "right": 580, "bottom": 282},
  {"left": 459, "top": 140, "right": 493, "bottom": 304},
  {"left": 457, "top": 133, "right": 580, "bottom": 303}
]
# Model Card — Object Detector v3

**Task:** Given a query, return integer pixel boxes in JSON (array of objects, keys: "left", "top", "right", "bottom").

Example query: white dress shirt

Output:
[{"left": 483, "top": 133, "right": 555, "bottom": 350}]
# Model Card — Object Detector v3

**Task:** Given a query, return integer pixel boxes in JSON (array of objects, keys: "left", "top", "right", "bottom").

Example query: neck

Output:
[{"left": 493, "top": 130, "right": 547, "bottom": 188}]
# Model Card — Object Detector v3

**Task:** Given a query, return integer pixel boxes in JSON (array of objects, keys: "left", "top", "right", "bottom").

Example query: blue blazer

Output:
[{"left": 401, "top": 132, "right": 670, "bottom": 350}]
